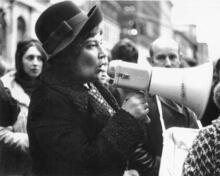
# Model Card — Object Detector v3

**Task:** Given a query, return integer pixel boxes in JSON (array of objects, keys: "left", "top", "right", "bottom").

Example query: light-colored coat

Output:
[
  {"left": 1, "top": 71, "right": 29, "bottom": 133},
  {"left": 0, "top": 71, "right": 31, "bottom": 175}
]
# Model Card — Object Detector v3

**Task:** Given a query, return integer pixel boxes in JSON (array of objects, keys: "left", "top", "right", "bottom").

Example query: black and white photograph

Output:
[{"left": 0, "top": 0, "right": 219, "bottom": 175}]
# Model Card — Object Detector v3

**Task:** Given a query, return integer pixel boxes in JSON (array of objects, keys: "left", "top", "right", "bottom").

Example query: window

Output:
[
  {"left": 0, "top": 9, "right": 7, "bottom": 57},
  {"left": 139, "top": 23, "right": 145, "bottom": 35},
  {"left": 17, "top": 16, "right": 26, "bottom": 42},
  {"left": 146, "top": 21, "right": 154, "bottom": 37},
  {"left": 124, "top": 5, "right": 135, "bottom": 14}
]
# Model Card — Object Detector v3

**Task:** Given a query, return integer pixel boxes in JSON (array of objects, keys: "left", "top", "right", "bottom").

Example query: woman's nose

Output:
[
  {"left": 98, "top": 48, "right": 106, "bottom": 60},
  {"left": 32, "top": 57, "right": 40, "bottom": 65},
  {"left": 97, "top": 42, "right": 105, "bottom": 53}
]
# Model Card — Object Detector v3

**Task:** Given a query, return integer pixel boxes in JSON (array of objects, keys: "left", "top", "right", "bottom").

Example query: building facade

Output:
[
  {"left": 0, "top": 0, "right": 48, "bottom": 66},
  {"left": 174, "top": 29, "right": 197, "bottom": 66},
  {"left": 0, "top": 0, "right": 208, "bottom": 68},
  {"left": 117, "top": 1, "right": 173, "bottom": 64},
  {"left": 174, "top": 24, "right": 209, "bottom": 66},
  {"left": 197, "top": 43, "right": 209, "bottom": 64},
  {"left": 98, "top": 1, "right": 121, "bottom": 50}
]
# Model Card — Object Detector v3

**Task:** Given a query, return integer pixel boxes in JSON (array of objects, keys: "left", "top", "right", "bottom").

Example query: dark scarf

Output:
[{"left": 15, "top": 72, "right": 39, "bottom": 96}]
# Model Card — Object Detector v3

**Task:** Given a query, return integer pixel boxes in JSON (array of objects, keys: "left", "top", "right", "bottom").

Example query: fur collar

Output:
[{"left": 42, "top": 74, "right": 119, "bottom": 113}]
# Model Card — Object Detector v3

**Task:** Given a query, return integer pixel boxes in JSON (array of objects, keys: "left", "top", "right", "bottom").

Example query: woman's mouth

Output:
[
  {"left": 95, "top": 67, "right": 103, "bottom": 74},
  {"left": 31, "top": 68, "right": 39, "bottom": 73}
]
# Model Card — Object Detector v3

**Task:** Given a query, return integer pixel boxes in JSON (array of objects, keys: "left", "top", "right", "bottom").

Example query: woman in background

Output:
[{"left": 0, "top": 39, "right": 47, "bottom": 175}]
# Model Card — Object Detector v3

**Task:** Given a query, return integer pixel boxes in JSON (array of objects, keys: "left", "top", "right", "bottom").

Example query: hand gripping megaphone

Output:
[{"left": 108, "top": 60, "right": 213, "bottom": 119}]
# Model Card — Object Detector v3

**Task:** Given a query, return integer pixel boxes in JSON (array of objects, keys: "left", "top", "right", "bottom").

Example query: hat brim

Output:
[{"left": 51, "top": 5, "right": 103, "bottom": 57}]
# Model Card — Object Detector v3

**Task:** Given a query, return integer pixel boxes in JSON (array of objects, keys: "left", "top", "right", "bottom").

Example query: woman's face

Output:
[
  {"left": 22, "top": 46, "right": 43, "bottom": 78},
  {"left": 96, "top": 49, "right": 110, "bottom": 85},
  {"left": 75, "top": 30, "right": 104, "bottom": 82}
]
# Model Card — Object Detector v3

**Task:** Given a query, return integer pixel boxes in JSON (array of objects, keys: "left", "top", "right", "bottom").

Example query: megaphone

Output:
[{"left": 108, "top": 60, "right": 213, "bottom": 119}]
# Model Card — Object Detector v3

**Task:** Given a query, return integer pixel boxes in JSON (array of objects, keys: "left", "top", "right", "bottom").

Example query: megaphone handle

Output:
[
  {"left": 156, "top": 95, "right": 166, "bottom": 132},
  {"left": 124, "top": 91, "right": 151, "bottom": 124}
]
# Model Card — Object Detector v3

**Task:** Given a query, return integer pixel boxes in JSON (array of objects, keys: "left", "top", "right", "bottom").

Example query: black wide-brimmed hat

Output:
[{"left": 35, "top": 1, "right": 103, "bottom": 58}]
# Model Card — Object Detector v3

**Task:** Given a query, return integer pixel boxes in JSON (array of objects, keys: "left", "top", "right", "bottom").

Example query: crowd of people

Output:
[{"left": 0, "top": 1, "right": 219, "bottom": 176}]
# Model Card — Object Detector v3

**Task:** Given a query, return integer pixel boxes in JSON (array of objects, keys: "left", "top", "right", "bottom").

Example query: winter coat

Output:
[
  {"left": 182, "top": 121, "right": 220, "bottom": 176},
  {"left": 0, "top": 78, "right": 20, "bottom": 175},
  {"left": 0, "top": 79, "right": 18, "bottom": 127},
  {"left": 27, "top": 74, "right": 146, "bottom": 176},
  {"left": 0, "top": 71, "right": 32, "bottom": 175}
]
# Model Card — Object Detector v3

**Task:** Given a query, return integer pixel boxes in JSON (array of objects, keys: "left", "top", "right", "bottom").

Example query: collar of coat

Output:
[
  {"left": 41, "top": 74, "right": 120, "bottom": 113},
  {"left": 157, "top": 96, "right": 189, "bottom": 116},
  {"left": 1, "top": 71, "right": 30, "bottom": 107}
]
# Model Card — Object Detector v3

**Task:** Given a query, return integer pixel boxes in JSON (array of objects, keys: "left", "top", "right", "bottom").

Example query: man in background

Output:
[{"left": 142, "top": 37, "right": 199, "bottom": 175}]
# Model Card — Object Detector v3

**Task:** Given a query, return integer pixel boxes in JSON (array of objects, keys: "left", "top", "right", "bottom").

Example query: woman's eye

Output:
[
  {"left": 86, "top": 41, "right": 99, "bottom": 49},
  {"left": 26, "top": 55, "right": 34, "bottom": 61}
]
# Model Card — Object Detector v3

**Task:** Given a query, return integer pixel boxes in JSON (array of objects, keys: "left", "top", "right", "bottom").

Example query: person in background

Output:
[
  {"left": 110, "top": 38, "right": 139, "bottom": 106},
  {"left": 182, "top": 81, "right": 220, "bottom": 176},
  {"left": 0, "top": 39, "right": 47, "bottom": 175},
  {"left": 141, "top": 36, "right": 199, "bottom": 175},
  {"left": 201, "top": 58, "right": 220, "bottom": 126},
  {"left": 111, "top": 38, "right": 138, "bottom": 63},
  {"left": 27, "top": 1, "right": 150, "bottom": 176}
]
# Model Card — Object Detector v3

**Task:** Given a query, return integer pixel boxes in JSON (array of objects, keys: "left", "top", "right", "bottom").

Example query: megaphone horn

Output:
[
  {"left": 149, "top": 62, "right": 213, "bottom": 119},
  {"left": 108, "top": 60, "right": 213, "bottom": 119}
]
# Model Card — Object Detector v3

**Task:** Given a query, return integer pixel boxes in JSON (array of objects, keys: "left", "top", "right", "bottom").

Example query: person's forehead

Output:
[
  {"left": 152, "top": 38, "right": 179, "bottom": 54},
  {"left": 153, "top": 45, "right": 179, "bottom": 56},
  {"left": 85, "top": 33, "right": 102, "bottom": 44},
  {"left": 24, "top": 46, "right": 41, "bottom": 55}
]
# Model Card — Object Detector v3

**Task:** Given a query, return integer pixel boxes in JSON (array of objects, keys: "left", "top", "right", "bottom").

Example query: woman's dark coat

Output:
[
  {"left": 27, "top": 73, "right": 146, "bottom": 176},
  {"left": 0, "top": 79, "right": 18, "bottom": 127}
]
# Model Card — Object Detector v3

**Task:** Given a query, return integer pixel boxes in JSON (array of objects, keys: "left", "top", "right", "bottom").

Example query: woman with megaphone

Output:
[{"left": 27, "top": 1, "right": 151, "bottom": 176}]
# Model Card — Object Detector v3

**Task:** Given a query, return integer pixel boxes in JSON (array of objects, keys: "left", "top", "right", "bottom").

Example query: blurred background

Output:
[{"left": 0, "top": 0, "right": 217, "bottom": 69}]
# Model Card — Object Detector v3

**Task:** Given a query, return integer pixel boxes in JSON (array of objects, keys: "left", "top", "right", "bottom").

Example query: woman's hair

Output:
[{"left": 15, "top": 39, "right": 47, "bottom": 78}]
